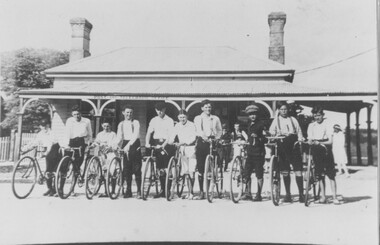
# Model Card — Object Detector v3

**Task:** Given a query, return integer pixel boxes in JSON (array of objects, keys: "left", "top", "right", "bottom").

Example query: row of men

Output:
[{"left": 31, "top": 100, "right": 342, "bottom": 204}]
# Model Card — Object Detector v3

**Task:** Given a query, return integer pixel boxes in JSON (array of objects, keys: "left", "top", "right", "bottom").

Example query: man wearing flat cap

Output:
[
  {"left": 241, "top": 104, "right": 268, "bottom": 201},
  {"left": 146, "top": 101, "right": 175, "bottom": 198}
]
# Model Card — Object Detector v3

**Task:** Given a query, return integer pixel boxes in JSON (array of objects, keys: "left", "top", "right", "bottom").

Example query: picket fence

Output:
[{"left": 0, "top": 133, "right": 37, "bottom": 161}]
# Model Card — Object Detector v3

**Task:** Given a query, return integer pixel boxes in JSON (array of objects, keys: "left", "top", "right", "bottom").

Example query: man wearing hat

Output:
[
  {"left": 241, "top": 104, "right": 268, "bottom": 201},
  {"left": 146, "top": 101, "right": 175, "bottom": 198}
]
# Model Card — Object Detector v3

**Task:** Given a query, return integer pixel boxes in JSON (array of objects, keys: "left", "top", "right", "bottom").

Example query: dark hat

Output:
[
  {"left": 333, "top": 124, "right": 342, "bottom": 131},
  {"left": 154, "top": 102, "right": 167, "bottom": 110},
  {"left": 245, "top": 105, "right": 259, "bottom": 114}
]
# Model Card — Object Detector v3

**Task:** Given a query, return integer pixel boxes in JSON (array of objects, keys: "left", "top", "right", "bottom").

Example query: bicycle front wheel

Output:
[
  {"left": 304, "top": 158, "right": 316, "bottom": 207},
  {"left": 106, "top": 157, "right": 122, "bottom": 200},
  {"left": 215, "top": 155, "right": 223, "bottom": 198},
  {"left": 230, "top": 156, "right": 243, "bottom": 203},
  {"left": 165, "top": 157, "right": 177, "bottom": 201},
  {"left": 12, "top": 156, "right": 37, "bottom": 199},
  {"left": 142, "top": 157, "right": 155, "bottom": 200},
  {"left": 85, "top": 156, "right": 102, "bottom": 200},
  {"left": 269, "top": 155, "right": 281, "bottom": 206},
  {"left": 204, "top": 155, "right": 215, "bottom": 203},
  {"left": 55, "top": 156, "right": 76, "bottom": 199}
]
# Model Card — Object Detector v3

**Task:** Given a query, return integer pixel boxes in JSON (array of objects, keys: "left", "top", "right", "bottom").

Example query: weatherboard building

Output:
[{"left": 17, "top": 13, "right": 377, "bottom": 164}]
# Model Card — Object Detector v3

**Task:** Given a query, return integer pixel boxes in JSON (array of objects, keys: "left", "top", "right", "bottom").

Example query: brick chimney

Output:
[
  {"left": 268, "top": 12, "right": 286, "bottom": 64},
  {"left": 69, "top": 18, "right": 93, "bottom": 62}
]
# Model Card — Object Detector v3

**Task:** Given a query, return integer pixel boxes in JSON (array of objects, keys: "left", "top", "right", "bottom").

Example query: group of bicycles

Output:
[{"left": 12, "top": 136, "right": 325, "bottom": 207}]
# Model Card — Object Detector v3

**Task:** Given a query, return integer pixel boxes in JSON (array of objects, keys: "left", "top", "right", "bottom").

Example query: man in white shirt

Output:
[
  {"left": 307, "top": 106, "right": 339, "bottom": 204},
  {"left": 23, "top": 119, "right": 61, "bottom": 196},
  {"left": 145, "top": 102, "right": 175, "bottom": 198},
  {"left": 269, "top": 101, "right": 304, "bottom": 203},
  {"left": 116, "top": 105, "right": 142, "bottom": 199},
  {"left": 65, "top": 105, "right": 93, "bottom": 172},
  {"left": 193, "top": 99, "right": 222, "bottom": 199},
  {"left": 169, "top": 109, "right": 197, "bottom": 199}
]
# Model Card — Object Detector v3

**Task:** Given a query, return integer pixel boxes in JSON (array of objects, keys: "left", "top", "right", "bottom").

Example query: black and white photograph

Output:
[{"left": 0, "top": 0, "right": 378, "bottom": 244}]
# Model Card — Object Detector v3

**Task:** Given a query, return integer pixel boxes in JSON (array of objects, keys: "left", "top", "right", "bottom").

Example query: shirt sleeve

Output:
[
  {"left": 269, "top": 118, "right": 277, "bottom": 135},
  {"left": 129, "top": 120, "right": 140, "bottom": 144},
  {"left": 292, "top": 117, "right": 304, "bottom": 140},
  {"left": 307, "top": 123, "right": 313, "bottom": 140},
  {"left": 194, "top": 116, "right": 203, "bottom": 137},
  {"left": 165, "top": 118, "right": 174, "bottom": 141},
  {"left": 169, "top": 124, "right": 179, "bottom": 144}
]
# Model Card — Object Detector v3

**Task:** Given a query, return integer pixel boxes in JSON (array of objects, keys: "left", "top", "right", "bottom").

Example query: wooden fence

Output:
[{"left": 0, "top": 132, "right": 37, "bottom": 162}]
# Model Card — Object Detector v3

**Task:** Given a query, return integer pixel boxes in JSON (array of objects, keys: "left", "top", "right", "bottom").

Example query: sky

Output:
[{"left": 0, "top": 0, "right": 378, "bottom": 128}]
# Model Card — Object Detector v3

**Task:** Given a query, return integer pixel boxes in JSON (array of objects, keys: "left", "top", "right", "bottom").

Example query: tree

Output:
[{"left": 0, "top": 48, "right": 69, "bottom": 134}]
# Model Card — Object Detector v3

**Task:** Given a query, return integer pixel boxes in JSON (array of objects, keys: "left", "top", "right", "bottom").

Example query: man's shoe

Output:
[
  {"left": 43, "top": 189, "right": 52, "bottom": 196},
  {"left": 194, "top": 191, "right": 205, "bottom": 200},
  {"left": 283, "top": 195, "right": 292, "bottom": 203},
  {"left": 123, "top": 191, "right": 133, "bottom": 198},
  {"left": 153, "top": 190, "right": 165, "bottom": 199},
  {"left": 241, "top": 193, "right": 253, "bottom": 201},
  {"left": 136, "top": 192, "right": 142, "bottom": 199},
  {"left": 99, "top": 193, "right": 108, "bottom": 198},
  {"left": 253, "top": 195, "right": 262, "bottom": 202},
  {"left": 299, "top": 194, "right": 305, "bottom": 203},
  {"left": 48, "top": 189, "right": 57, "bottom": 197}
]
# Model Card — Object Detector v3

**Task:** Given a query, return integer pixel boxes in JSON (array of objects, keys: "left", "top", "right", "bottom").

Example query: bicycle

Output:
[
  {"left": 12, "top": 146, "right": 51, "bottom": 199},
  {"left": 304, "top": 141, "right": 324, "bottom": 207},
  {"left": 84, "top": 145, "right": 110, "bottom": 200},
  {"left": 229, "top": 141, "right": 250, "bottom": 203},
  {"left": 265, "top": 136, "right": 285, "bottom": 206},
  {"left": 55, "top": 146, "right": 93, "bottom": 199},
  {"left": 141, "top": 146, "right": 165, "bottom": 200},
  {"left": 104, "top": 148, "right": 125, "bottom": 200},
  {"left": 165, "top": 143, "right": 192, "bottom": 201},
  {"left": 203, "top": 137, "right": 224, "bottom": 203}
]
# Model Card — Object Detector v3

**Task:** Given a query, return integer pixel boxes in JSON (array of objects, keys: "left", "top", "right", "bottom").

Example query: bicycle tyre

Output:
[
  {"left": 85, "top": 156, "right": 102, "bottom": 200},
  {"left": 106, "top": 157, "right": 122, "bottom": 200},
  {"left": 12, "top": 156, "right": 37, "bottom": 199},
  {"left": 166, "top": 157, "right": 177, "bottom": 201},
  {"left": 142, "top": 157, "right": 154, "bottom": 200},
  {"left": 215, "top": 155, "right": 222, "bottom": 198},
  {"left": 269, "top": 155, "right": 281, "bottom": 206},
  {"left": 176, "top": 157, "right": 186, "bottom": 198},
  {"left": 204, "top": 155, "right": 215, "bottom": 203},
  {"left": 230, "top": 156, "right": 243, "bottom": 203},
  {"left": 55, "top": 156, "right": 76, "bottom": 199},
  {"left": 304, "top": 157, "right": 315, "bottom": 207}
]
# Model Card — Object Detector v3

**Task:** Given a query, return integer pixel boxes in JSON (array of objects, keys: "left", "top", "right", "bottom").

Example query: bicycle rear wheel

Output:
[
  {"left": 230, "top": 156, "right": 243, "bottom": 203},
  {"left": 85, "top": 156, "right": 102, "bottom": 200},
  {"left": 204, "top": 155, "right": 215, "bottom": 203},
  {"left": 166, "top": 157, "right": 179, "bottom": 201},
  {"left": 55, "top": 156, "right": 76, "bottom": 199},
  {"left": 106, "top": 157, "right": 122, "bottom": 200},
  {"left": 269, "top": 155, "right": 281, "bottom": 206},
  {"left": 12, "top": 156, "right": 37, "bottom": 199}
]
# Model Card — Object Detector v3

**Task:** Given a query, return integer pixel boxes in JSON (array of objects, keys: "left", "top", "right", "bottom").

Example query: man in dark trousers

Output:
[
  {"left": 145, "top": 102, "right": 174, "bottom": 198},
  {"left": 241, "top": 104, "right": 267, "bottom": 201}
]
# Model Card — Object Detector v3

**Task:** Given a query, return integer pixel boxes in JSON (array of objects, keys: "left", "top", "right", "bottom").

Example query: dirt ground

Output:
[{"left": 0, "top": 161, "right": 378, "bottom": 245}]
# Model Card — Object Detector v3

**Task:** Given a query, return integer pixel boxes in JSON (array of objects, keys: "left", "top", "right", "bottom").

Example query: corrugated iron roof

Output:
[{"left": 46, "top": 46, "right": 293, "bottom": 74}]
